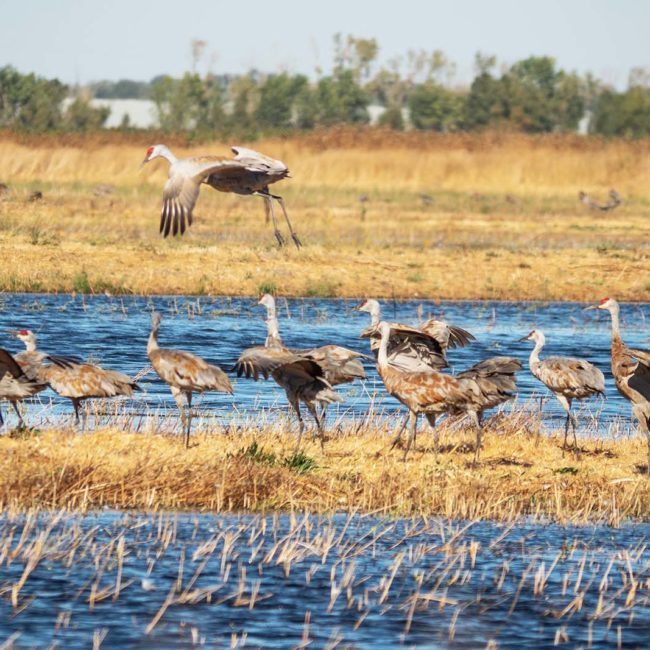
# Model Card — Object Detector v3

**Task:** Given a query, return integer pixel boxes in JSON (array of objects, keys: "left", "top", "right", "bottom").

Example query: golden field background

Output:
[{"left": 0, "top": 130, "right": 648, "bottom": 300}]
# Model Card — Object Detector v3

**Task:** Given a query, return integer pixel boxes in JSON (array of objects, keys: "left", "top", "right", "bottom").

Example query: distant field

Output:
[{"left": 0, "top": 131, "right": 648, "bottom": 300}]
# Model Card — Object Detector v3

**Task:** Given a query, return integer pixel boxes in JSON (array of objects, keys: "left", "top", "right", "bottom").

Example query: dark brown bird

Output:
[
  {"left": 0, "top": 348, "right": 48, "bottom": 428},
  {"left": 147, "top": 312, "right": 233, "bottom": 448},
  {"left": 141, "top": 144, "right": 300, "bottom": 247},
  {"left": 587, "top": 297, "right": 650, "bottom": 473},
  {"left": 375, "top": 321, "right": 520, "bottom": 462}
]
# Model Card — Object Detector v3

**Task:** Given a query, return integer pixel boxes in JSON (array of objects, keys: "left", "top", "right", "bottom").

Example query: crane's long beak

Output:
[
  {"left": 583, "top": 304, "right": 598, "bottom": 311},
  {"left": 7, "top": 329, "right": 18, "bottom": 336},
  {"left": 139, "top": 158, "right": 149, "bottom": 170},
  {"left": 517, "top": 335, "right": 530, "bottom": 342}
]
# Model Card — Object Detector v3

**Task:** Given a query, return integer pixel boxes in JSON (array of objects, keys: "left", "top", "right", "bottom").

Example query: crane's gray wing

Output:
[
  {"left": 0, "top": 348, "right": 25, "bottom": 378},
  {"left": 628, "top": 358, "right": 650, "bottom": 401},
  {"left": 160, "top": 157, "right": 242, "bottom": 237},
  {"left": 234, "top": 346, "right": 323, "bottom": 381},
  {"left": 230, "top": 146, "right": 287, "bottom": 174},
  {"left": 161, "top": 173, "right": 201, "bottom": 238}
]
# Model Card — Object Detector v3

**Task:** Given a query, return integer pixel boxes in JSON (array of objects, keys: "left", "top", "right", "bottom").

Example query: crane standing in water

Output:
[
  {"left": 13, "top": 329, "right": 139, "bottom": 427},
  {"left": 375, "top": 322, "right": 521, "bottom": 463},
  {"left": 587, "top": 297, "right": 650, "bottom": 474},
  {"left": 0, "top": 348, "right": 48, "bottom": 428},
  {"left": 147, "top": 312, "right": 233, "bottom": 448},
  {"left": 520, "top": 329, "right": 605, "bottom": 451},
  {"left": 141, "top": 144, "right": 300, "bottom": 247}
]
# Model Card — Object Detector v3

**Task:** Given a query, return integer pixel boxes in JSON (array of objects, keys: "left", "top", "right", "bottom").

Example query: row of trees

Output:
[{"left": 1, "top": 35, "right": 649, "bottom": 136}]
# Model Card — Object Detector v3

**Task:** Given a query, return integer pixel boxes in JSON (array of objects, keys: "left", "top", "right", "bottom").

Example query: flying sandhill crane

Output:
[
  {"left": 141, "top": 144, "right": 301, "bottom": 248},
  {"left": 0, "top": 348, "right": 48, "bottom": 428},
  {"left": 375, "top": 321, "right": 521, "bottom": 462},
  {"left": 587, "top": 297, "right": 650, "bottom": 473},
  {"left": 14, "top": 330, "right": 139, "bottom": 427},
  {"left": 520, "top": 329, "right": 605, "bottom": 450},
  {"left": 578, "top": 189, "right": 621, "bottom": 212},
  {"left": 147, "top": 312, "right": 233, "bottom": 448},
  {"left": 357, "top": 298, "right": 475, "bottom": 372}
]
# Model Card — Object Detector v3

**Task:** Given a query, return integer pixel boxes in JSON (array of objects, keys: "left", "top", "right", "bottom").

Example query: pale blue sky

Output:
[{"left": 1, "top": 0, "right": 647, "bottom": 87}]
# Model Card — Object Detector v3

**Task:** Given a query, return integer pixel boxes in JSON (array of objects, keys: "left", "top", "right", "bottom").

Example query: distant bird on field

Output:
[
  {"left": 375, "top": 322, "right": 521, "bottom": 463},
  {"left": 578, "top": 189, "right": 621, "bottom": 212},
  {"left": 419, "top": 193, "right": 433, "bottom": 207},
  {"left": 141, "top": 144, "right": 301, "bottom": 247},
  {"left": 13, "top": 329, "right": 139, "bottom": 427},
  {"left": 0, "top": 348, "right": 48, "bottom": 428},
  {"left": 0, "top": 183, "right": 9, "bottom": 197},
  {"left": 147, "top": 312, "right": 233, "bottom": 448},
  {"left": 358, "top": 298, "right": 475, "bottom": 371},
  {"left": 28, "top": 191, "right": 43, "bottom": 202},
  {"left": 520, "top": 329, "right": 605, "bottom": 450},
  {"left": 587, "top": 297, "right": 650, "bottom": 474}
]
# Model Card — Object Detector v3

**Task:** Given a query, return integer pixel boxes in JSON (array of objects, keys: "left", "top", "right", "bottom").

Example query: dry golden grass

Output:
[
  {"left": 2, "top": 415, "right": 650, "bottom": 524},
  {"left": 0, "top": 131, "right": 649, "bottom": 300}
]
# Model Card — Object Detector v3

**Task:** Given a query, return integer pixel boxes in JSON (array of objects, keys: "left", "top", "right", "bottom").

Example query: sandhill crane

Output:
[
  {"left": 234, "top": 294, "right": 365, "bottom": 446},
  {"left": 147, "top": 312, "right": 233, "bottom": 448},
  {"left": 375, "top": 322, "right": 520, "bottom": 462},
  {"left": 0, "top": 348, "right": 48, "bottom": 428},
  {"left": 520, "top": 329, "right": 605, "bottom": 450},
  {"left": 257, "top": 294, "right": 367, "bottom": 389},
  {"left": 141, "top": 144, "right": 301, "bottom": 248},
  {"left": 14, "top": 330, "right": 139, "bottom": 427},
  {"left": 587, "top": 297, "right": 650, "bottom": 473},
  {"left": 578, "top": 190, "right": 621, "bottom": 212},
  {"left": 357, "top": 298, "right": 475, "bottom": 372}
]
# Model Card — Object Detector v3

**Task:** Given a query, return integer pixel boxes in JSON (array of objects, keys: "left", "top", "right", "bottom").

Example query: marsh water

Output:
[
  {"left": 1, "top": 510, "right": 650, "bottom": 648},
  {"left": 1, "top": 293, "right": 648, "bottom": 435}
]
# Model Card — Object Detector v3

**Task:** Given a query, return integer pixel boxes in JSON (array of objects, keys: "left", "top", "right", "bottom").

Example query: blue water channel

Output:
[
  {"left": 0, "top": 510, "right": 649, "bottom": 648},
  {"left": 0, "top": 294, "right": 648, "bottom": 436}
]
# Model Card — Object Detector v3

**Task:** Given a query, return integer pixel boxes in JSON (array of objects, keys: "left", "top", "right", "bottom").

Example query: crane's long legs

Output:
[
  {"left": 306, "top": 402, "right": 325, "bottom": 450},
  {"left": 288, "top": 396, "right": 304, "bottom": 451},
  {"left": 254, "top": 191, "right": 285, "bottom": 247},
  {"left": 469, "top": 411, "right": 482, "bottom": 466},
  {"left": 10, "top": 402, "right": 25, "bottom": 428},
  {"left": 185, "top": 391, "right": 193, "bottom": 449},
  {"left": 425, "top": 413, "right": 439, "bottom": 458},
  {"left": 270, "top": 193, "right": 302, "bottom": 249},
  {"left": 403, "top": 411, "right": 418, "bottom": 461}
]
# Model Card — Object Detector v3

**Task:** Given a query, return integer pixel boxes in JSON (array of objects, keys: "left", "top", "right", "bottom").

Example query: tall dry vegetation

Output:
[
  {"left": 2, "top": 418, "right": 650, "bottom": 524},
  {"left": 2, "top": 130, "right": 650, "bottom": 194}
]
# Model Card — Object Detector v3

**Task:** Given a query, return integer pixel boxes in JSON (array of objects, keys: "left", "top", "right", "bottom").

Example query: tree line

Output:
[{"left": 1, "top": 35, "right": 649, "bottom": 137}]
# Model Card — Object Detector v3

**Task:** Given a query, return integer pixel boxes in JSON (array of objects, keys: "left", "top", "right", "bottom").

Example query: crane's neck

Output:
[
  {"left": 528, "top": 338, "right": 544, "bottom": 372},
  {"left": 377, "top": 326, "right": 389, "bottom": 369},
  {"left": 23, "top": 336, "right": 37, "bottom": 352},
  {"left": 265, "top": 312, "right": 283, "bottom": 348},
  {"left": 368, "top": 302, "right": 380, "bottom": 326},
  {"left": 158, "top": 146, "right": 177, "bottom": 165},
  {"left": 608, "top": 306, "right": 621, "bottom": 342},
  {"left": 147, "top": 325, "right": 160, "bottom": 356}
]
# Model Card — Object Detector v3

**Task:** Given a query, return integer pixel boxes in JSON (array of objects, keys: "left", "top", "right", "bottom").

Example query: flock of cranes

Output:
[{"left": 1, "top": 295, "right": 649, "bottom": 470}]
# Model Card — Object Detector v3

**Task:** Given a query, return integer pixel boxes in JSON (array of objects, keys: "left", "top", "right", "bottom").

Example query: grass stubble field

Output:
[
  {"left": 0, "top": 130, "right": 648, "bottom": 301},
  {"left": 0, "top": 130, "right": 649, "bottom": 524}
]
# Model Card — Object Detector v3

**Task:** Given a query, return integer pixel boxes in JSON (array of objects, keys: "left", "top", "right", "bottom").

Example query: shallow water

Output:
[
  {"left": 1, "top": 294, "right": 649, "bottom": 435},
  {"left": 0, "top": 510, "right": 649, "bottom": 648}
]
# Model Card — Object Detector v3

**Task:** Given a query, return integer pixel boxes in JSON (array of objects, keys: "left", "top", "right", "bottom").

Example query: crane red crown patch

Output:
[
  {"left": 19, "top": 329, "right": 28, "bottom": 335},
  {"left": 599, "top": 297, "right": 609, "bottom": 305},
  {"left": 146, "top": 146, "right": 154, "bottom": 159}
]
